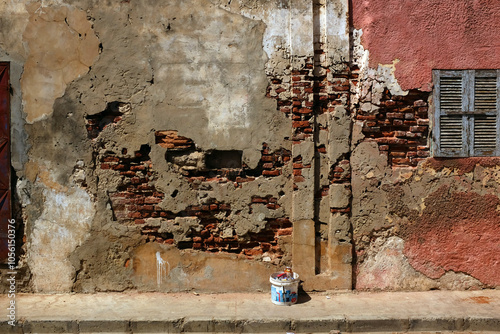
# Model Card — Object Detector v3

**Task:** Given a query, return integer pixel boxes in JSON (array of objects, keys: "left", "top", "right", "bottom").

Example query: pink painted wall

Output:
[{"left": 353, "top": 0, "right": 500, "bottom": 91}]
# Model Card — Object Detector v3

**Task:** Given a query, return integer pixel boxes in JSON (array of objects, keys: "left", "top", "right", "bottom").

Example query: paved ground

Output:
[{"left": 0, "top": 290, "right": 499, "bottom": 333}]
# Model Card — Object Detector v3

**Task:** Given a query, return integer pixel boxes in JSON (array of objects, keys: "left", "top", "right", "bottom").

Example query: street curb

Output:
[{"left": 2, "top": 316, "right": 499, "bottom": 333}]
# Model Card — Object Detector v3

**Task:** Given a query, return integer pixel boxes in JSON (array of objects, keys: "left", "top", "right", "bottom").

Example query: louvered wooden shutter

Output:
[
  {"left": 433, "top": 70, "right": 500, "bottom": 157},
  {"left": 433, "top": 70, "right": 468, "bottom": 157},
  {"left": 472, "top": 71, "right": 500, "bottom": 156}
]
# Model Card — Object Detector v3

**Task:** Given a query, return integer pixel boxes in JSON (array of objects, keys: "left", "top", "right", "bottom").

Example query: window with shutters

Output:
[{"left": 432, "top": 70, "right": 500, "bottom": 157}]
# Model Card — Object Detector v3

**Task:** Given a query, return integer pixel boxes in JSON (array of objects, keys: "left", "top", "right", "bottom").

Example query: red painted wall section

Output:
[
  {"left": 353, "top": 0, "right": 500, "bottom": 91},
  {"left": 402, "top": 185, "right": 500, "bottom": 286}
]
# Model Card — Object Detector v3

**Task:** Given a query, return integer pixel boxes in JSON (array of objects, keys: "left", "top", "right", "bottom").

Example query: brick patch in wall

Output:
[
  {"left": 154, "top": 129, "right": 291, "bottom": 186},
  {"left": 99, "top": 143, "right": 290, "bottom": 261},
  {"left": 267, "top": 57, "right": 351, "bottom": 192},
  {"left": 155, "top": 130, "right": 195, "bottom": 150},
  {"left": 355, "top": 89, "right": 430, "bottom": 167},
  {"left": 330, "top": 159, "right": 351, "bottom": 183}
]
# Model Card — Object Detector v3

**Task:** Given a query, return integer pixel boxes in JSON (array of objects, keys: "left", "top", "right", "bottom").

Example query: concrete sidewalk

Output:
[{"left": 0, "top": 290, "right": 499, "bottom": 333}]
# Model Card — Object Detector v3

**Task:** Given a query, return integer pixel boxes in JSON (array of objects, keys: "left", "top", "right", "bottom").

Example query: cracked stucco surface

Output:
[
  {"left": 21, "top": 3, "right": 99, "bottom": 123},
  {"left": 4, "top": 0, "right": 299, "bottom": 292}
]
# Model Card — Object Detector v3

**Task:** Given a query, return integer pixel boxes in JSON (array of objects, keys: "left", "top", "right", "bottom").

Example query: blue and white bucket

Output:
[{"left": 270, "top": 272, "right": 299, "bottom": 306}]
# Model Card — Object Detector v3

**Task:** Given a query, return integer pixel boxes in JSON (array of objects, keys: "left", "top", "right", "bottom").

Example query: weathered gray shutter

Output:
[
  {"left": 471, "top": 70, "right": 500, "bottom": 156},
  {"left": 433, "top": 70, "right": 468, "bottom": 157},
  {"left": 433, "top": 70, "right": 500, "bottom": 157}
]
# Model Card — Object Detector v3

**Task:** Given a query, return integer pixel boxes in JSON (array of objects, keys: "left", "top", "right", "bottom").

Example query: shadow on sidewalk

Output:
[{"left": 297, "top": 286, "right": 311, "bottom": 304}]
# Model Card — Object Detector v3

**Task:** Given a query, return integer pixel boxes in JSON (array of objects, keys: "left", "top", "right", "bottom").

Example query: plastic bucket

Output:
[{"left": 270, "top": 272, "right": 299, "bottom": 305}]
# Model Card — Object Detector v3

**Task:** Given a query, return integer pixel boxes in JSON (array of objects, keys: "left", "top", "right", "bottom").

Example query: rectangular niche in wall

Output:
[{"left": 205, "top": 150, "right": 242, "bottom": 169}]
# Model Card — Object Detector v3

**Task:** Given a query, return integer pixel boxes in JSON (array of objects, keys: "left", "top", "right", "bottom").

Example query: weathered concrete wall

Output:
[
  {"left": 351, "top": 1, "right": 500, "bottom": 289},
  {"left": 1, "top": 0, "right": 352, "bottom": 293},
  {"left": 2, "top": 0, "right": 498, "bottom": 294}
]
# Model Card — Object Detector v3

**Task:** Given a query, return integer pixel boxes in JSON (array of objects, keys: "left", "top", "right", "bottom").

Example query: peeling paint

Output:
[
  {"left": 402, "top": 186, "right": 500, "bottom": 286},
  {"left": 28, "top": 186, "right": 94, "bottom": 292},
  {"left": 155, "top": 251, "right": 169, "bottom": 287}
]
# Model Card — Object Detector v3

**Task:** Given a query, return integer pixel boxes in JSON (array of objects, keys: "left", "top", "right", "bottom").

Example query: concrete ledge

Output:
[
  {"left": 79, "top": 320, "right": 131, "bottom": 333},
  {"left": 22, "top": 320, "right": 79, "bottom": 333},
  {"left": 347, "top": 318, "right": 409, "bottom": 332},
  {"left": 464, "top": 317, "right": 500, "bottom": 331},
  {"left": 131, "top": 320, "right": 181, "bottom": 333},
  {"left": 3, "top": 317, "right": 500, "bottom": 333},
  {"left": 409, "top": 318, "right": 462, "bottom": 331},
  {"left": 292, "top": 319, "right": 347, "bottom": 333},
  {"left": 0, "top": 290, "right": 498, "bottom": 333}
]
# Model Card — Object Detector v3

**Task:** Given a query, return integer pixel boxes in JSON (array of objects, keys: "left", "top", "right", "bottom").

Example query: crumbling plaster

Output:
[
  {"left": 351, "top": 141, "right": 500, "bottom": 289},
  {"left": 5, "top": 0, "right": 496, "bottom": 293},
  {"left": 7, "top": 0, "right": 320, "bottom": 292},
  {"left": 350, "top": 1, "right": 500, "bottom": 289}
]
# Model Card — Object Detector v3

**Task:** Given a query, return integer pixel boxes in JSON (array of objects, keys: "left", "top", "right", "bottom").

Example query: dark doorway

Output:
[{"left": 0, "top": 63, "right": 10, "bottom": 263}]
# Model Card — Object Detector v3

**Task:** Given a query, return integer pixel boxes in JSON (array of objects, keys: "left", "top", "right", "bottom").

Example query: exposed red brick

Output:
[
  {"left": 261, "top": 155, "right": 274, "bottom": 162},
  {"left": 262, "top": 170, "right": 281, "bottom": 176},
  {"left": 379, "top": 145, "right": 389, "bottom": 151},
  {"left": 331, "top": 207, "right": 351, "bottom": 213},
  {"left": 292, "top": 121, "right": 310, "bottom": 128},
  {"left": 130, "top": 165, "right": 145, "bottom": 171},
  {"left": 144, "top": 196, "right": 162, "bottom": 204},
  {"left": 112, "top": 164, "right": 127, "bottom": 170},
  {"left": 303, "top": 127, "right": 313, "bottom": 133},
  {"left": 410, "top": 126, "right": 426, "bottom": 132},
  {"left": 392, "top": 158, "right": 410, "bottom": 165},
  {"left": 252, "top": 197, "right": 268, "bottom": 204},
  {"left": 243, "top": 248, "right": 263, "bottom": 257},
  {"left": 102, "top": 156, "right": 120, "bottom": 163},
  {"left": 356, "top": 115, "right": 377, "bottom": 120},
  {"left": 276, "top": 227, "right": 293, "bottom": 236},
  {"left": 297, "top": 107, "right": 313, "bottom": 114},
  {"left": 387, "top": 112, "right": 404, "bottom": 119},
  {"left": 262, "top": 162, "right": 274, "bottom": 169},
  {"left": 407, "top": 151, "right": 418, "bottom": 157}
]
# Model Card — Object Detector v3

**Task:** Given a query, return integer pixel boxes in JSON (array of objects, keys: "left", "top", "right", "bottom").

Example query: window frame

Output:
[{"left": 433, "top": 69, "right": 500, "bottom": 157}]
